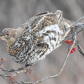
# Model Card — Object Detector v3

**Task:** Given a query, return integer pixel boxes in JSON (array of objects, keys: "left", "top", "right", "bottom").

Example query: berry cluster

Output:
[
  {"left": 69, "top": 47, "right": 76, "bottom": 54},
  {"left": 65, "top": 40, "right": 76, "bottom": 54},
  {"left": 65, "top": 40, "right": 73, "bottom": 45}
]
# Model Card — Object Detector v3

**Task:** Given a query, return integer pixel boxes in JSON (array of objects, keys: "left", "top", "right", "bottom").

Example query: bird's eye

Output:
[{"left": 6, "top": 34, "right": 9, "bottom": 36}]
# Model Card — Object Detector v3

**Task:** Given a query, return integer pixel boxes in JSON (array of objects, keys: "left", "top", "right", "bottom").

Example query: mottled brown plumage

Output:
[{"left": 0, "top": 10, "right": 72, "bottom": 66}]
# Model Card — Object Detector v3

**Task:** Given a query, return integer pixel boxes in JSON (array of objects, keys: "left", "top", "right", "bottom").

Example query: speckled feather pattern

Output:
[{"left": 7, "top": 11, "right": 72, "bottom": 66}]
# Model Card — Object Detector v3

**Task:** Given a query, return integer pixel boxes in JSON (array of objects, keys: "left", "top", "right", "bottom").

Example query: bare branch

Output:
[
  {"left": 0, "top": 65, "right": 30, "bottom": 73},
  {"left": 63, "top": 24, "right": 84, "bottom": 42},
  {"left": 75, "top": 41, "right": 84, "bottom": 56},
  {"left": 65, "top": 16, "right": 84, "bottom": 34},
  {"left": 72, "top": 16, "right": 84, "bottom": 26}
]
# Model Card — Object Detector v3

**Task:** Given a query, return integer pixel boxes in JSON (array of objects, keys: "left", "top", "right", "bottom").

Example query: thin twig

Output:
[
  {"left": 75, "top": 41, "right": 84, "bottom": 56},
  {"left": 0, "top": 65, "right": 30, "bottom": 73},
  {"left": 62, "top": 24, "right": 84, "bottom": 43},
  {"left": 64, "top": 16, "right": 84, "bottom": 34},
  {"left": 0, "top": 73, "right": 17, "bottom": 78},
  {"left": 72, "top": 17, "right": 84, "bottom": 26}
]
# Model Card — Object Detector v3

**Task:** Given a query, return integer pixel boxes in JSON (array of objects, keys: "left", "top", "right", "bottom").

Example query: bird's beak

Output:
[
  {"left": 0, "top": 36, "right": 6, "bottom": 40},
  {"left": 0, "top": 34, "right": 5, "bottom": 40}
]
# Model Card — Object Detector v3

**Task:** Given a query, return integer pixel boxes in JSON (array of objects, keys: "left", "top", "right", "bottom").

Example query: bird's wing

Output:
[{"left": 14, "top": 12, "right": 63, "bottom": 64}]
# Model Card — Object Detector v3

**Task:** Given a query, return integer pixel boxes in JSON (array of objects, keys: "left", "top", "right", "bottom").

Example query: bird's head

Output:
[{"left": 0, "top": 28, "right": 20, "bottom": 46}]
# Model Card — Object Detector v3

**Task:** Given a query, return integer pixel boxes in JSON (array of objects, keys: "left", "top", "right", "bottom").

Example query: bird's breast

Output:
[{"left": 7, "top": 41, "right": 25, "bottom": 56}]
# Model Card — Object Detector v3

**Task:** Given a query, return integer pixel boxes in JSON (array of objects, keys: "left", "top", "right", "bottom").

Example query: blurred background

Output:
[{"left": 0, "top": 0, "right": 84, "bottom": 84}]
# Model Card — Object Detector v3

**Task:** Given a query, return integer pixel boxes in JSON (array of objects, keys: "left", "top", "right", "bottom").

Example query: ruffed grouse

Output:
[{"left": 0, "top": 10, "right": 72, "bottom": 66}]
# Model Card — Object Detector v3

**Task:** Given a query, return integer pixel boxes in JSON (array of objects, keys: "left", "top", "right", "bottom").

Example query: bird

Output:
[{"left": 0, "top": 10, "right": 72, "bottom": 67}]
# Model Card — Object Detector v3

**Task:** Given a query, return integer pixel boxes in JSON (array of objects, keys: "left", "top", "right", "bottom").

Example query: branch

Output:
[
  {"left": 64, "top": 16, "right": 84, "bottom": 34},
  {"left": 62, "top": 24, "right": 84, "bottom": 42},
  {"left": 75, "top": 41, "right": 84, "bottom": 56},
  {"left": 72, "top": 16, "right": 84, "bottom": 26},
  {"left": 0, "top": 65, "right": 30, "bottom": 73}
]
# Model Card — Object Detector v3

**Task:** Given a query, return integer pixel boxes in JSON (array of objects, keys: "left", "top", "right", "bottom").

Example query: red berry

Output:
[
  {"left": 71, "top": 50, "right": 74, "bottom": 53},
  {"left": 69, "top": 52, "right": 71, "bottom": 54},
  {"left": 65, "top": 41, "right": 68, "bottom": 43},
  {"left": 73, "top": 47, "right": 76, "bottom": 51},
  {"left": 69, "top": 43, "right": 72, "bottom": 45},
  {"left": 71, "top": 41, "right": 73, "bottom": 43}
]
